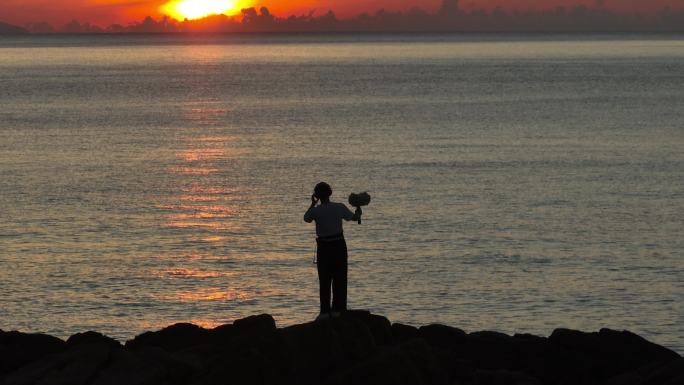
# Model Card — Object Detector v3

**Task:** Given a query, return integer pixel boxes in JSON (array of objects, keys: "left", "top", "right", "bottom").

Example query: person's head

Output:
[{"left": 314, "top": 182, "right": 332, "bottom": 202}]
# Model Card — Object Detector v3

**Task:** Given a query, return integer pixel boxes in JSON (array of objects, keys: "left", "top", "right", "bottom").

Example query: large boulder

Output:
[
  {"left": 89, "top": 348, "right": 166, "bottom": 385},
  {"left": 0, "top": 330, "right": 66, "bottom": 375},
  {"left": 189, "top": 343, "right": 288, "bottom": 385},
  {"left": 324, "top": 345, "right": 426, "bottom": 385},
  {"left": 326, "top": 338, "right": 451, "bottom": 385},
  {"left": 66, "top": 331, "right": 121, "bottom": 348},
  {"left": 3, "top": 343, "right": 111, "bottom": 385},
  {"left": 341, "top": 311, "right": 394, "bottom": 346},
  {"left": 280, "top": 316, "right": 377, "bottom": 385},
  {"left": 473, "top": 368, "right": 541, "bottom": 385},
  {"left": 391, "top": 323, "right": 420, "bottom": 342},
  {"left": 125, "top": 323, "right": 211, "bottom": 352},
  {"left": 132, "top": 346, "right": 204, "bottom": 385},
  {"left": 637, "top": 357, "right": 684, "bottom": 385},
  {"left": 233, "top": 313, "right": 276, "bottom": 333},
  {"left": 549, "top": 328, "right": 681, "bottom": 382},
  {"left": 208, "top": 314, "right": 277, "bottom": 345},
  {"left": 417, "top": 324, "right": 466, "bottom": 351}
]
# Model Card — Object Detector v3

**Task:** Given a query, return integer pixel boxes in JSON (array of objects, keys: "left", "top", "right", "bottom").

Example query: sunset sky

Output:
[{"left": 0, "top": 0, "right": 680, "bottom": 27}]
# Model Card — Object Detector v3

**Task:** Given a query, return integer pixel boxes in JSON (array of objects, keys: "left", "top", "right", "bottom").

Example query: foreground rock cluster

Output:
[{"left": 1, "top": 311, "right": 682, "bottom": 385}]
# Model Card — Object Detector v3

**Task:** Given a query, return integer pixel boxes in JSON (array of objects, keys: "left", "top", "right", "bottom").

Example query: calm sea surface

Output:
[{"left": 0, "top": 34, "right": 682, "bottom": 353}]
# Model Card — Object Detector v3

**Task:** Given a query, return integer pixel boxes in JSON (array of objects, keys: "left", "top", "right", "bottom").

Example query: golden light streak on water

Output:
[
  {"left": 159, "top": 268, "right": 239, "bottom": 278},
  {"left": 178, "top": 195, "right": 224, "bottom": 201},
  {"left": 169, "top": 167, "right": 220, "bottom": 175},
  {"left": 162, "top": 221, "right": 238, "bottom": 230},
  {"left": 171, "top": 289, "right": 254, "bottom": 302},
  {"left": 179, "top": 148, "right": 226, "bottom": 161},
  {"left": 191, "top": 236, "right": 228, "bottom": 242}
]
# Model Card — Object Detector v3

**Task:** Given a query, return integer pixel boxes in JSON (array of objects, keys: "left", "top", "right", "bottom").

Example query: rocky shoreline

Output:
[{"left": 1, "top": 311, "right": 682, "bottom": 385}]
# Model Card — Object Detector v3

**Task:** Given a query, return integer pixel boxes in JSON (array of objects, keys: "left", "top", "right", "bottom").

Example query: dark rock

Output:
[
  {"left": 207, "top": 314, "right": 278, "bottom": 346},
  {"left": 325, "top": 327, "right": 451, "bottom": 385},
  {"left": 4, "top": 343, "right": 110, "bottom": 385},
  {"left": 606, "top": 371, "right": 644, "bottom": 385},
  {"left": 190, "top": 344, "right": 284, "bottom": 385},
  {"left": 90, "top": 348, "right": 166, "bottom": 385},
  {"left": 133, "top": 346, "right": 203, "bottom": 384},
  {"left": 325, "top": 345, "right": 425, "bottom": 385},
  {"left": 513, "top": 333, "right": 547, "bottom": 343},
  {"left": 597, "top": 328, "right": 680, "bottom": 362},
  {"left": 461, "top": 332, "right": 515, "bottom": 370},
  {"left": 474, "top": 369, "right": 541, "bottom": 385},
  {"left": 0, "top": 330, "right": 66, "bottom": 374},
  {"left": 341, "top": 311, "right": 393, "bottom": 345},
  {"left": 1, "top": 314, "right": 681, "bottom": 385},
  {"left": 550, "top": 328, "right": 679, "bottom": 361},
  {"left": 174, "top": 343, "right": 221, "bottom": 368},
  {"left": 392, "top": 323, "right": 420, "bottom": 342},
  {"left": 125, "top": 323, "right": 210, "bottom": 352},
  {"left": 662, "top": 372, "right": 684, "bottom": 385},
  {"left": 281, "top": 317, "right": 376, "bottom": 384},
  {"left": 418, "top": 324, "right": 467, "bottom": 351},
  {"left": 440, "top": 356, "right": 475, "bottom": 384},
  {"left": 67, "top": 331, "right": 121, "bottom": 348},
  {"left": 217, "top": 326, "right": 295, "bottom": 384},
  {"left": 549, "top": 328, "right": 681, "bottom": 381},
  {"left": 640, "top": 358, "right": 684, "bottom": 385},
  {"left": 208, "top": 313, "right": 294, "bottom": 383},
  {"left": 469, "top": 330, "right": 513, "bottom": 343},
  {"left": 396, "top": 338, "right": 451, "bottom": 385},
  {"left": 209, "top": 322, "right": 236, "bottom": 344},
  {"left": 232, "top": 313, "right": 277, "bottom": 333}
]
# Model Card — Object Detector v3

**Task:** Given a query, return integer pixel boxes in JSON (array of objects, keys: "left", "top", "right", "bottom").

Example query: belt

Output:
[{"left": 316, "top": 232, "right": 344, "bottom": 242}]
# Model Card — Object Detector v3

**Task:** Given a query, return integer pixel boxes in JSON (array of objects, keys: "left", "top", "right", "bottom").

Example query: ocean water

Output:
[{"left": 0, "top": 34, "right": 682, "bottom": 353}]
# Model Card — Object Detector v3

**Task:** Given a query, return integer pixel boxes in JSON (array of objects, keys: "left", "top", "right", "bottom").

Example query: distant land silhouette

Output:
[
  {"left": 15, "top": 0, "right": 684, "bottom": 34},
  {"left": 0, "top": 21, "right": 28, "bottom": 35}
]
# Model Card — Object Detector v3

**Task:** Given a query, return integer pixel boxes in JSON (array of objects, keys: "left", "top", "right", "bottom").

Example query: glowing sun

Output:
[{"left": 161, "top": 0, "right": 242, "bottom": 20}]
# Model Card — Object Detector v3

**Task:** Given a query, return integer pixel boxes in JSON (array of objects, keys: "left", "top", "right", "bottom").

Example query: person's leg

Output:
[
  {"left": 316, "top": 243, "right": 332, "bottom": 314},
  {"left": 331, "top": 239, "right": 348, "bottom": 312}
]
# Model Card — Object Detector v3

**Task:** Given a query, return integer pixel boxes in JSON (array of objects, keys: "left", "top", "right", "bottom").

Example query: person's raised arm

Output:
[
  {"left": 342, "top": 204, "right": 362, "bottom": 222},
  {"left": 304, "top": 194, "right": 318, "bottom": 223}
]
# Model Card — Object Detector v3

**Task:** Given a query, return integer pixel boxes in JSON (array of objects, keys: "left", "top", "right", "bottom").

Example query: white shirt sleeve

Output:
[{"left": 340, "top": 204, "right": 354, "bottom": 221}]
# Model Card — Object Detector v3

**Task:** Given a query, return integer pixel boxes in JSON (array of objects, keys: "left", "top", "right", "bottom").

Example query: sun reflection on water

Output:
[
  {"left": 178, "top": 195, "right": 224, "bottom": 202},
  {"left": 167, "top": 252, "right": 233, "bottom": 261},
  {"left": 161, "top": 128, "right": 243, "bottom": 236},
  {"left": 192, "top": 236, "right": 228, "bottom": 242},
  {"left": 176, "top": 204, "right": 238, "bottom": 213},
  {"left": 179, "top": 100, "right": 229, "bottom": 125},
  {"left": 169, "top": 166, "right": 220, "bottom": 175},
  {"left": 162, "top": 221, "right": 238, "bottom": 230},
  {"left": 153, "top": 98, "right": 253, "bottom": 315},
  {"left": 170, "top": 288, "right": 254, "bottom": 302},
  {"left": 158, "top": 268, "right": 239, "bottom": 278},
  {"left": 179, "top": 148, "right": 226, "bottom": 161}
]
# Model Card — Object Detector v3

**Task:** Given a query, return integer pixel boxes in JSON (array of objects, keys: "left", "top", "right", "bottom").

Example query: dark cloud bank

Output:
[{"left": 19, "top": 0, "right": 684, "bottom": 33}]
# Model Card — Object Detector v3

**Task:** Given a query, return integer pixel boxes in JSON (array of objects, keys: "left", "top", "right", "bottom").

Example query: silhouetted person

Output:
[{"left": 304, "top": 182, "right": 361, "bottom": 320}]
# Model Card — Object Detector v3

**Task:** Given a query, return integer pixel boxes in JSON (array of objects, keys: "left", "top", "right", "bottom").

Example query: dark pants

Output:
[{"left": 316, "top": 237, "right": 348, "bottom": 313}]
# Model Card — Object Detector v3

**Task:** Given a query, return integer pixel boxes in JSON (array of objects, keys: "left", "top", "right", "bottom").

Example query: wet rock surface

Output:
[{"left": 1, "top": 311, "right": 681, "bottom": 385}]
